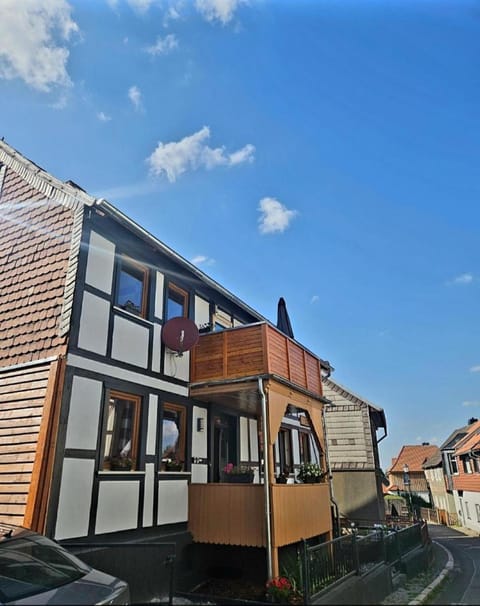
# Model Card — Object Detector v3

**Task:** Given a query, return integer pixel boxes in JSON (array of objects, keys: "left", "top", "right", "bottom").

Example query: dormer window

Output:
[{"left": 116, "top": 257, "right": 148, "bottom": 317}]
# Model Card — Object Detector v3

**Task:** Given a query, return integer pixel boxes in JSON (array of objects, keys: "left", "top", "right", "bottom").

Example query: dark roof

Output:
[
  {"left": 423, "top": 451, "right": 442, "bottom": 469},
  {"left": 440, "top": 426, "right": 470, "bottom": 451}
]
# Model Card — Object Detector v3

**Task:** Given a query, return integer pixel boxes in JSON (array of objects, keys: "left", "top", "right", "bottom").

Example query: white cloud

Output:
[
  {"left": 191, "top": 255, "right": 215, "bottom": 266},
  {"left": 463, "top": 401, "right": 480, "bottom": 407},
  {"left": 310, "top": 296, "right": 319, "bottom": 304},
  {"left": 146, "top": 34, "right": 178, "bottom": 56},
  {"left": 470, "top": 365, "right": 480, "bottom": 373},
  {"left": 449, "top": 273, "right": 474, "bottom": 285},
  {"left": 258, "top": 197, "right": 297, "bottom": 235},
  {"left": 0, "top": 0, "right": 79, "bottom": 92},
  {"left": 195, "top": 0, "right": 246, "bottom": 25},
  {"left": 127, "top": 0, "right": 154, "bottom": 13},
  {"left": 163, "top": 2, "right": 183, "bottom": 27},
  {"left": 128, "top": 85, "right": 143, "bottom": 111},
  {"left": 147, "top": 126, "right": 255, "bottom": 182},
  {"left": 97, "top": 111, "right": 111, "bottom": 122}
]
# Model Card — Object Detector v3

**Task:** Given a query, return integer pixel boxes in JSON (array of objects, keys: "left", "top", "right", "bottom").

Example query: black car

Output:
[{"left": 0, "top": 524, "right": 129, "bottom": 605}]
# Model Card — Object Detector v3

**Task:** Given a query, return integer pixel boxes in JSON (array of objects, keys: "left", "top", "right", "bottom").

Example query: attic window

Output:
[{"left": 116, "top": 257, "right": 148, "bottom": 317}]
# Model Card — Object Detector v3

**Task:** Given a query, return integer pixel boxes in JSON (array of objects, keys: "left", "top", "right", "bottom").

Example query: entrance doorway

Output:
[{"left": 213, "top": 412, "right": 237, "bottom": 482}]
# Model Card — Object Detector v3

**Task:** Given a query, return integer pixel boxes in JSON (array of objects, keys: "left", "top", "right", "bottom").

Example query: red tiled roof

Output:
[
  {"left": 455, "top": 420, "right": 480, "bottom": 456},
  {"left": 0, "top": 167, "right": 74, "bottom": 366},
  {"left": 389, "top": 444, "right": 441, "bottom": 473}
]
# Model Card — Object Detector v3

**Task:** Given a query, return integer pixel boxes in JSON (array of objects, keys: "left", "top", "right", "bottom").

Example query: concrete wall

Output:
[{"left": 332, "top": 470, "right": 385, "bottom": 522}]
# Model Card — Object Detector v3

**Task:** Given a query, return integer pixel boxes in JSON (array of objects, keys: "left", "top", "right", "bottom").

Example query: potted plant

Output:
[
  {"left": 297, "top": 462, "right": 324, "bottom": 483},
  {"left": 221, "top": 463, "right": 254, "bottom": 483},
  {"left": 265, "top": 576, "right": 295, "bottom": 603},
  {"left": 109, "top": 455, "right": 133, "bottom": 471},
  {"left": 164, "top": 458, "right": 183, "bottom": 471}
]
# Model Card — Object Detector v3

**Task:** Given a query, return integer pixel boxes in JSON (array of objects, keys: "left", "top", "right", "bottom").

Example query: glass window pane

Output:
[
  {"left": 118, "top": 268, "right": 143, "bottom": 315},
  {"left": 161, "top": 405, "right": 185, "bottom": 468},
  {"left": 102, "top": 393, "right": 139, "bottom": 470}
]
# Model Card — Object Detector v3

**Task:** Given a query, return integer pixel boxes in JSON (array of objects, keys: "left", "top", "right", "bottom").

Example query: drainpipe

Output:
[
  {"left": 322, "top": 403, "right": 341, "bottom": 537},
  {"left": 258, "top": 378, "right": 273, "bottom": 579}
]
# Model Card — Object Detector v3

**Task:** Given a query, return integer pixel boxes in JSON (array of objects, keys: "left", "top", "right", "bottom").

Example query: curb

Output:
[{"left": 407, "top": 541, "right": 453, "bottom": 605}]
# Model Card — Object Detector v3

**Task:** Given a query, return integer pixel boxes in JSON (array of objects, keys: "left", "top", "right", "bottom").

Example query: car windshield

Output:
[{"left": 0, "top": 534, "right": 90, "bottom": 602}]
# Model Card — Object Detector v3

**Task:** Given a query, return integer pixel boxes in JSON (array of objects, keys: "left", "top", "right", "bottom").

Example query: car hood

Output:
[{"left": 9, "top": 568, "right": 129, "bottom": 605}]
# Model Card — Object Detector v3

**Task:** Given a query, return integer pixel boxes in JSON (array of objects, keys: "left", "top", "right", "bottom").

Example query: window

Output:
[
  {"left": 299, "top": 431, "right": 311, "bottom": 463},
  {"left": 116, "top": 257, "right": 148, "bottom": 317},
  {"left": 278, "top": 427, "right": 293, "bottom": 473},
  {"left": 166, "top": 283, "right": 188, "bottom": 320},
  {"left": 449, "top": 453, "right": 458, "bottom": 474},
  {"left": 213, "top": 307, "right": 233, "bottom": 331},
  {"left": 161, "top": 403, "right": 186, "bottom": 469},
  {"left": 463, "top": 457, "right": 473, "bottom": 474},
  {"left": 101, "top": 391, "right": 141, "bottom": 471},
  {"left": 465, "top": 501, "right": 471, "bottom": 519}
]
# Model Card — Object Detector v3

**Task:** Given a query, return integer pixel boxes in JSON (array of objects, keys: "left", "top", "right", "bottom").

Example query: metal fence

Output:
[{"left": 302, "top": 522, "right": 428, "bottom": 603}]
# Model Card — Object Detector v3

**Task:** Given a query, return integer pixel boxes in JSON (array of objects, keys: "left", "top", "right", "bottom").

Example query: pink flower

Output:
[{"left": 223, "top": 463, "right": 234, "bottom": 473}]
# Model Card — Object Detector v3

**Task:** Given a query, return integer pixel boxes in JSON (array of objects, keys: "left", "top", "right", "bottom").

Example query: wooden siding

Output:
[
  {"left": 0, "top": 363, "right": 50, "bottom": 524},
  {"left": 188, "top": 482, "right": 332, "bottom": 549},
  {"left": 191, "top": 323, "right": 323, "bottom": 398},
  {"left": 453, "top": 469, "right": 480, "bottom": 492},
  {"left": 188, "top": 484, "right": 266, "bottom": 547},
  {"left": 271, "top": 483, "right": 332, "bottom": 546},
  {"left": 324, "top": 405, "right": 373, "bottom": 469}
]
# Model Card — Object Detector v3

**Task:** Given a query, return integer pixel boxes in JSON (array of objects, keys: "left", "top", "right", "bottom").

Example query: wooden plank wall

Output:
[{"left": 0, "top": 362, "right": 50, "bottom": 525}]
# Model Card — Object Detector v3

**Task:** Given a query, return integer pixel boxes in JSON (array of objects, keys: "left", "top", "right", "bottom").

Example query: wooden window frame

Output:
[
  {"left": 298, "top": 429, "right": 311, "bottom": 464},
  {"left": 166, "top": 283, "right": 189, "bottom": 320},
  {"left": 116, "top": 256, "right": 149, "bottom": 318},
  {"left": 161, "top": 402, "right": 187, "bottom": 469},
  {"left": 101, "top": 390, "right": 142, "bottom": 471},
  {"left": 278, "top": 426, "right": 293, "bottom": 473}
]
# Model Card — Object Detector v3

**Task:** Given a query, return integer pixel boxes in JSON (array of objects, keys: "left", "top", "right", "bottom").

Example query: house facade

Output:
[
  {"left": 0, "top": 140, "right": 333, "bottom": 581},
  {"left": 388, "top": 444, "right": 439, "bottom": 506},
  {"left": 322, "top": 378, "right": 387, "bottom": 524},
  {"left": 451, "top": 420, "right": 480, "bottom": 532}
]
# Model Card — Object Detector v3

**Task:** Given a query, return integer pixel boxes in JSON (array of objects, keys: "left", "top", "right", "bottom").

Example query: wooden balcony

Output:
[
  {"left": 188, "top": 482, "right": 332, "bottom": 548},
  {"left": 190, "top": 323, "right": 324, "bottom": 399}
]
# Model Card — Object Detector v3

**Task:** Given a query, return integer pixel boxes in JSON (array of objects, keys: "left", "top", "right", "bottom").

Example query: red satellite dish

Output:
[{"left": 162, "top": 317, "right": 199, "bottom": 355}]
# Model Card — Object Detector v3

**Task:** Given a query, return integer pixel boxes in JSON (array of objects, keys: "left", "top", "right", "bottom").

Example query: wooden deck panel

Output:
[
  {"left": 188, "top": 484, "right": 266, "bottom": 547},
  {"left": 191, "top": 323, "right": 324, "bottom": 399},
  {"left": 271, "top": 483, "right": 332, "bottom": 547}
]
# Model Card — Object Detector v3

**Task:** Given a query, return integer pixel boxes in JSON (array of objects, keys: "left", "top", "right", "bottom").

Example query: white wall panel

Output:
[
  {"left": 65, "top": 376, "right": 102, "bottom": 450},
  {"left": 85, "top": 231, "right": 115, "bottom": 294},
  {"left": 249, "top": 419, "right": 259, "bottom": 461},
  {"left": 95, "top": 481, "right": 140, "bottom": 534},
  {"left": 292, "top": 429, "right": 300, "bottom": 465},
  {"left": 240, "top": 417, "right": 249, "bottom": 460},
  {"left": 164, "top": 350, "right": 190, "bottom": 381},
  {"left": 191, "top": 464, "right": 208, "bottom": 483},
  {"left": 158, "top": 480, "right": 188, "bottom": 524},
  {"left": 194, "top": 296, "right": 210, "bottom": 327},
  {"left": 192, "top": 406, "right": 208, "bottom": 459},
  {"left": 77, "top": 292, "right": 110, "bottom": 355},
  {"left": 143, "top": 464, "right": 155, "bottom": 527},
  {"left": 55, "top": 459, "right": 95, "bottom": 540},
  {"left": 152, "top": 324, "right": 162, "bottom": 373},
  {"left": 155, "top": 271, "right": 165, "bottom": 319},
  {"left": 146, "top": 395, "right": 158, "bottom": 456},
  {"left": 112, "top": 315, "right": 149, "bottom": 368}
]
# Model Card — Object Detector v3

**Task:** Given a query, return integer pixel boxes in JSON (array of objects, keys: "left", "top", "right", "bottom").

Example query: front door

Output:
[{"left": 213, "top": 412, "right": 237, "bottom": 481}]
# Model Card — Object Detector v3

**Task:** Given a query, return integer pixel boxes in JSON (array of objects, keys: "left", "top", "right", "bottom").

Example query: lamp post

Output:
[{"left": 403, "top": 463, "right": 413, "bottom": 519}]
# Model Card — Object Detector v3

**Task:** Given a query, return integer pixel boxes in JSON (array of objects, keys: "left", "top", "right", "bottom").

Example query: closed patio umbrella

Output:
[{"left": 276, "top": 297, "right": 294, "bottom": 339}]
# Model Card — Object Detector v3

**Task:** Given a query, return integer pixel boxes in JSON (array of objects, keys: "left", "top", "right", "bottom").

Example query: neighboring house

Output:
[
  {"left": 388, "top": 444, "right": 440, "bottom": 504},
  {"left": 322, "top": 378, "right": 387, "bottom": 523},
  {"left": 423, "top": 450, "right": 450, "bottom": 523},
  {"left": 0, "top": 140, "right": 334, "bottom": 582},
  {"left": 438, "top": 423, "right": 470, "bottom": 523},
  {"left": 451, "top": 420, "right": 480, "bottom": 532}
]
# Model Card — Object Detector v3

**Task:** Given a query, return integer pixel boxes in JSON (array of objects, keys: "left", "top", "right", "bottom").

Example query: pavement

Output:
[{"left": 381, "top": 523, "right": 478, "bottom": 606}]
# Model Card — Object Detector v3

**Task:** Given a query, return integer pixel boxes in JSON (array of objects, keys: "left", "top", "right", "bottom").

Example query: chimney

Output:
[{"left": 422, "top": 442, "right": 430, "bottom": 446}]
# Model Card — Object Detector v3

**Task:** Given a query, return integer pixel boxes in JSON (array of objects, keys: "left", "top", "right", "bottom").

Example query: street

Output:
[{"left": 427, "top": 524, "right": 480, "bottom": 605}]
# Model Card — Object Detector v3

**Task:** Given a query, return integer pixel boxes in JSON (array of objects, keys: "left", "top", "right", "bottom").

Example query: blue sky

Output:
[{"left": 1, "top": 0, "right": 479, "bottom": 470}]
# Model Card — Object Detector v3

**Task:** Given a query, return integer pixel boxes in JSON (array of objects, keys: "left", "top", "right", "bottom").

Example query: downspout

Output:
[
  {"left": 322, "top": 403, "right": 341, "bottom": 537},
  {"left": 258, "top": 378, "right": 273, "bottom": 580}
]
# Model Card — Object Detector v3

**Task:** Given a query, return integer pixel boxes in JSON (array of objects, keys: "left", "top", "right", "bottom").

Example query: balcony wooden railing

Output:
[
  {"left": 188, "top": 482, "right": 332, "bottom": 548},
  {"left": 190, "top": 323, "right": 324, "bottom": 398}
]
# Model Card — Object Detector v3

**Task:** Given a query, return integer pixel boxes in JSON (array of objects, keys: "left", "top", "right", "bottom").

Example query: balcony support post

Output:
[{"left": 259, "top": 377, "right": 274, "bottom": 580}]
